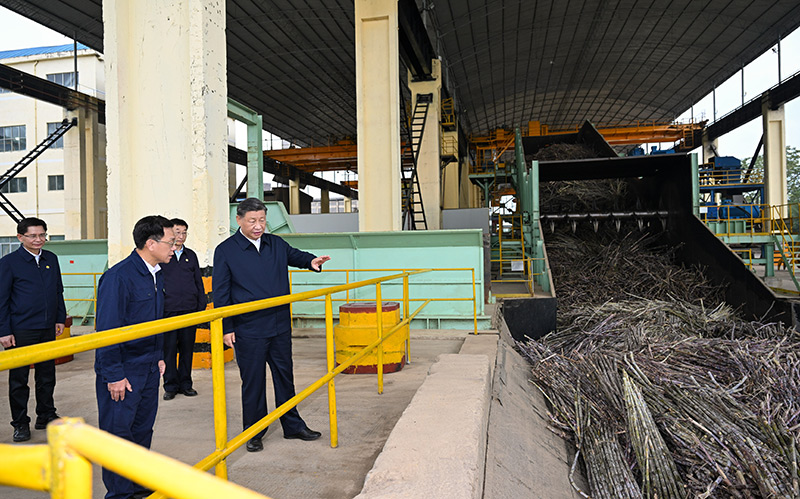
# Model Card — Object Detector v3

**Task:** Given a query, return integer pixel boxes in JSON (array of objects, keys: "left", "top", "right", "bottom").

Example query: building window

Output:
[
  {"left": 0, "top": 177, "right": 27, "bottom": 193},
  {"left": 0, "top": 236, "right": 20, "bottom": 258},
  {"left": 47, "top": 122, "right": 65, "bottom": 148},
  {"left": 0, "top": 125, "right": 26, "bottom": 152},
  {"left": 49, "top": 235, "right": 65, "bottom": 241},
  {"left": 48, "top": 175, "right": 65, "bottom": 191},
  {"left": 46, "top": 72, "right": 78, "bottom": 88}
]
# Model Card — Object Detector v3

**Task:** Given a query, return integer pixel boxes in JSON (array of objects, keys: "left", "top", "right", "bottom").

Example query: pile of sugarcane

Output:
[
  {"left": 546, "top": 227, "right": 726, "bottom": 315},
  {"left": 528, "top": 142, "right": 599, "bottom": 161},
  {"left": 521, "top": 224, "right": 799, "bottom": 497},
  {"left": 520, "top": 302, "right": 800, "bottom": 497},
  {"left": 540, "top": 179, "right": 630, "bottom": 214}
]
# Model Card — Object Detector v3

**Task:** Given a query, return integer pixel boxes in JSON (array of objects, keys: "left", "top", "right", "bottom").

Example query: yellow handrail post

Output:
[
  {"left": 472, "top": 269, "right": 478, "bottom": 335},
  {"left": 403, "top": 274, "right": 411, "bottom": 364},
  {"left": 324, "top": 294, "right": 338, "bottom": 448},
  {"left": 93, "top": 273, "right": 98, "bottom": 320},
  {"left": 209, "top": 318, "right": 228, "bottom": 479},
  {"left": 376, "top": 283, "right": 384, "bottom": 395},
  {"left": 49, "top": 418, "right": 92, "bottom": 499}
]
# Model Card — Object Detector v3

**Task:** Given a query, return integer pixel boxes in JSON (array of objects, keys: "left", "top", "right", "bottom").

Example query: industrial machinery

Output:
[{"left": 488, "top": 124, "right": 797, "bottom": 340}]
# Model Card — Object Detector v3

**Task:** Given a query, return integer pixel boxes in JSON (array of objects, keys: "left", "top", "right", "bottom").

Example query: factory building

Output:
[{"left": 0, "top": 1, "right": 799, "bottom": 498}]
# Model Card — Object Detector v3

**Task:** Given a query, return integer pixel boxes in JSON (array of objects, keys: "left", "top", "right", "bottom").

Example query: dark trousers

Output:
[
  {"left": 8, "top": 328, "right": 56, "bottom": 428},
  {"left": 162, "top": 310, "right": 196, "bottom": 393},
  {"left": 233, "top": 332, "right": 305, "bottom": 439},
  {"left": 96, "top": 367, "right": 159, "bottom": 499}
]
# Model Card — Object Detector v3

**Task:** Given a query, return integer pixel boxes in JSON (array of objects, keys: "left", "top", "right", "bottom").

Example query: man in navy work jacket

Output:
[
  {"left": 213, "top": 197, "right": 330, "bottom": 452},
  {"left": 0, "top": 217, "right": 66, "bottom": 443},
  {"left": 161, "top": 218, "right": 206, "bottom": 400},
  {"left": 95, "top": 215, "right": 175, "bottom": 499}
]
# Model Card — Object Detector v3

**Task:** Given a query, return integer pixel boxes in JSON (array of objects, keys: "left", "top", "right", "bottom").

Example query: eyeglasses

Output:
[
  {"left": 21, "top": 233, "right": 48, "bottom": 240},
  {"left": 153, "top": 239, "right": 178, "bottom": 247}
]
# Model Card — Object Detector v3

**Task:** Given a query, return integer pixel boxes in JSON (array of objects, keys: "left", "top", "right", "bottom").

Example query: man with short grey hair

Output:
[{"left": 213, "top": 197, "right": 330, "bottom": 452}]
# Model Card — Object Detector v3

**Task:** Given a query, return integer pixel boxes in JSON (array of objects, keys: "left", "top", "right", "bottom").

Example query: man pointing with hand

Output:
[{"left": 213, "top": 198, "right": 330, "bottom": 453}]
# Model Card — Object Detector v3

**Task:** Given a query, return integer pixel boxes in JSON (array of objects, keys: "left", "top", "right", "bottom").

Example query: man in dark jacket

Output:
[
  {"left": 213, "top": 197, "right": 330, "bottom": 452},
  {"left": 161, "top": 218, "right": 206, "bottom": 400},
  {"left": 95, "top": 215, "right": 175, "bottom": 499},
  {"left": 0, "top": 217, "right": 66, "bottom": 442}
]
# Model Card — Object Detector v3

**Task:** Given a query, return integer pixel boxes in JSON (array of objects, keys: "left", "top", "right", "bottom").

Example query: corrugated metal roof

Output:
[{"left": 0, "top": 42, "right": 90, "bottom": 61}]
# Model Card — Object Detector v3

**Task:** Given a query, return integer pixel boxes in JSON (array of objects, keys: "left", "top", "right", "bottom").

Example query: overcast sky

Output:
[{"left": 0, "top": 6, "right": 796, "bottom": 163}]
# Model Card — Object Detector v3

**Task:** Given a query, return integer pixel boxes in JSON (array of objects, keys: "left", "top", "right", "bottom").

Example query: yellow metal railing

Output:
[
  {"left": 0, "top": 270, "right": 433, "bottom": 498},
  {"left": 701, "top": 203, "right": 771, "bottom": 237},
  {"left": 288, "top": 268, "right": 479, "bottom": 335}
]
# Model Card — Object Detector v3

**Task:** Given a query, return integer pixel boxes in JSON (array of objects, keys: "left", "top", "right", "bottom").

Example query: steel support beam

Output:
[
  {"left": 0, "top": 62, "right": 105, "bottom": 123},
  {"left": 706, "top": 70, "right": 800, "bottom": 141},
  {"left": 227, "top": 145, "right": 358, "bottom": 200}
]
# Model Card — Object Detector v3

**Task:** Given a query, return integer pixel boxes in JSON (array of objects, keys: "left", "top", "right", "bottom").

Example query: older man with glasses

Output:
[
  {"left": 0, "top": 217, "right": 66, "bottom": 443},
  {"left": 94, "top": 215, "right": 175, "bottom": 499}
]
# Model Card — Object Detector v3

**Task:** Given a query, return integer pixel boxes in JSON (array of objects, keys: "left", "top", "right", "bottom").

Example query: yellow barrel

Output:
[
  {"left": 55, "top": 316, "right": 74, "bottom": 365},
  {"left": 191, "top": 275, "right": 234, "bottom": 369},
  {"left": 334, "top": 302, "right": 407, "bottom": 374}
]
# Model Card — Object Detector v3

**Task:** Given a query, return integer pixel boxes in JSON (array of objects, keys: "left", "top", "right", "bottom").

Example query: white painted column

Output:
[
  {"left": 104, "top": 0, "right": 229, "bottom": 265},
  {"left": 763, "top": 99, "right": 788, "bottom": 209},
  {"left": 344, "top": 196, "right": 352, "bottom": 213},
  {"left": 64, "top": 108, "right": 107, "bottom": 240},
  {"left": 408, "top": 59, "right": 443, "bottom": 229},
  {"left": 441, "top": 129, "right": 459, "bottom": 209},
  {"left": 701, "top": 129, "right": 718, "bottom": 164},
  {"left": 289, "top": 177, "right": 301, "bottom": 214},
  {"left": 320, "top": 189, "right": 330, "bottom": 213},
  {"left": 355, "top": 0, "right": 401, "bottom": 231}
]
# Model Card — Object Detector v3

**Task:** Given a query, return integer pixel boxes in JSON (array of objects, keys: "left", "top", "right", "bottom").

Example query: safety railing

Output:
[
  {"left": 61, "top": 272, "right": 101, "bottom": 324},
  {"left": 700, "top": 203, "right": 771, "bottom": 237},
  {"left": 0, "top": 270, "right": 433, "bottom": 499},
  {"left": 288, "top": 268, "right": 478, "bottom": 334},
  {"left": 731, "top": 248, "right": 754, "bottom": 269},
  {"left": 698, "top": 165, "right": 764, "bottom": 187}
]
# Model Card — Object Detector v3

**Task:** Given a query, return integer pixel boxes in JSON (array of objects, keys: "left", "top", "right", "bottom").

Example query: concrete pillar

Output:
[
  {"left": 344, "top": 196, "right": 352, "bottom": 213},
  {"left": 762, "top": 99, "right": 788, "bottom": 209},
  {"left": 442, "top": 161, "right": 459, "bottom": 209},
  {"left": 320, "top": 189, "right": 330, "bottom": 213},
  {"left": 459, "top": 159, "right": 472, "bottom": 208},
  {"left": 701, "top": 129, "right": 718, "bottom": 164},
  {"left": 441, "top": 129, "right": 459, "bottom": 210},
  {"left": 288, "top": 177, "right": 301, "bottom": 214},
  {"left": 104, "top": 0, "right": 229, "bottom": 266},
  {"left": 408, "top": 59, "right": 443, "bottom": 229},
  {"left": 64, "top": 107, "right": 107, "bottom": 240},
  {"left": 355, "top": 0, "right": 402, "bottom": 231}
]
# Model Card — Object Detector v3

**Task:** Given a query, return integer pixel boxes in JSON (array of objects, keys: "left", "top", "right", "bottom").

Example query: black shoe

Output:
[
  {"left": 163, "top": 391, "right": 177, "bottom": 401},
  {"left": 34, "top": 414, "right": 59, "bottom": 430},
  {"left": 13, "top": 424, "right": 30, "bottom": 442},
  {"left": 245, "top": 437, "right": 263, "bottom": 452},
  {"left": 284, "top": 427, "right": 321, "bottom": 441},
  {"left": 180, "top": 388, "right": 198, "bottom": 397}
]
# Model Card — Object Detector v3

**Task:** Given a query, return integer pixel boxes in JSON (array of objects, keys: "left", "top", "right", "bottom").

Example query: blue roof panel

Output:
[{"left": 0, "top": 43, "right": 91, "bottom": 61}]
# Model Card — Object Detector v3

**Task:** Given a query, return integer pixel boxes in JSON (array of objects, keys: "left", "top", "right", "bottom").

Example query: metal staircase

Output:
[
  {"left": 400, "top": 93, "right": 431, "bottom": 230},
  {"left": 0, "top": 118, "right": 77, "bottom": 223}
]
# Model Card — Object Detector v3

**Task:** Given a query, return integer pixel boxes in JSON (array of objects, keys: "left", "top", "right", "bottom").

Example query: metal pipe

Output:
[
  {"left": 210, "top": 318, "right": 227, "bottom": 479},
  {"left": 325, "top": 294, "right": 338, "bottom": 448},
  {"left": 376, "top": 283, "right": 383, "bottom": 395}
]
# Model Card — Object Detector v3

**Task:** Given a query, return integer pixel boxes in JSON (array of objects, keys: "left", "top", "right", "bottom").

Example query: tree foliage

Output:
[{"left": 741, "top": 146, "right": 800, "bottom": 203}]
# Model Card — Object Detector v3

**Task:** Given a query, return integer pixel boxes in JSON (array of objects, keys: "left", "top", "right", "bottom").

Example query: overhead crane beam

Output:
[
  {"left": 228, "top": 145, "right": 358, "bottom": 200},
  {"left": 265, "top": 143, "right": 358, "bottom": 172}
]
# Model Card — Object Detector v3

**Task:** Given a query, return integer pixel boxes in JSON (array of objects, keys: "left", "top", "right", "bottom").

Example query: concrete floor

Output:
[
  {"left": 0, "top": 324, "right": 583, "bottom": 499},
  {"left": 0, "top": 330, "right": 466, "bottom": 499}
]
